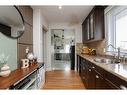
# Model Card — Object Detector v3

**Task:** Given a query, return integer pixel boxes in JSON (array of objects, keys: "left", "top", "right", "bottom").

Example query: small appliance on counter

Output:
[
  {"left": 81, "top": 46, "right": 89, "bottom": 54},
  {"left": 81, "top": 46, "right": 96, "bottom": 55},
  {"left": 88, "top": 49, "right": 96, "bottom": 55}
]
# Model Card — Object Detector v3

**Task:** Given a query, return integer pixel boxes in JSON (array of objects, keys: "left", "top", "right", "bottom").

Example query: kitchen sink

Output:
[{"left": 93, "top": 58, "right": 120, "bottom": 64}]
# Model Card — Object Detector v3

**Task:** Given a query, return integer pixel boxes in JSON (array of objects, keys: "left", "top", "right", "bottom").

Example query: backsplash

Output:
[
  {"left": 86, "top": 40, "right": 106, "bottom": 55},
  {"left": 76, "top": 40, "right": 106, "bottom": 55},
  {"left": 76, "top": 43, "right": 86, "bottom": 53},
  {"left": 0, "top": 32, "right": 17, "bottom": 71}
]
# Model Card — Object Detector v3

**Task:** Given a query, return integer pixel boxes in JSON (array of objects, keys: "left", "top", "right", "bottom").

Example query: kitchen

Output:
[{"left": 0, "top": 5, "right": 127, "bottom": 90}]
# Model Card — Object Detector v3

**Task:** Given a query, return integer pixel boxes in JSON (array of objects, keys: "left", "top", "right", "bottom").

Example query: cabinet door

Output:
[
  {"left": 83, "top": 61, "right": 89, "bottom": 87},
  {"left": 87, "top": 68, "right": 96, "bottom": 89},
  {"left": 80, "top": 59, "right": 85, "bottom": 80},
  {"left": 77, "top": 55, "right": 81, "bottom": 72},
  {"left": 94, "top": 7, "right": 105, "bottom": 40},
  {"left": 104, "top": 79, "right": 119, "bottom": 89},
  {"left": 82, "top": 23, "right": 85, "bottom": 43},
  {"left": 79, "top": 59, "right": 81, "bottom": 76},
  {"left": 89, "top": 12, "right": 94, "bottom": 40},
  {"left": 80, "top": 59, "right": 88, "bottom": 86},
  {"left": 82, "top": 6, "right": 105, "bottom": 43},
  {"left": 86, "top": 18, "right": 90, "bottom": 40},
  {"left": 82, "top": 18, "right": 90, "bottom": 43},
  {"left": 95, "top": 71, "right": 114, "bottom": 89},
  {"left": 95, "top": 73, "right": 105, "bottom": 89},
  {"left": 38, "top": 66, "right": 45, "bottom": 89}
]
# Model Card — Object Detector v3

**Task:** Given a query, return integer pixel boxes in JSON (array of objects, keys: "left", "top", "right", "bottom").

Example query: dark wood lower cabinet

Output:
[
  {"left": 78, "top": 55, "right": 121, "bottom": 89},
  {"left": 80, "top": 58, "right": 95, "bottom": 88},
  {"left": 104, "top": 79, "right": 120, "bottom": 89},
  {"left": 95, "top": 72, "right": 110, "bottom": 89},
  {"left": 87, "top": 68, "right": 95, "bottom": 89},
  {"left": 80, "top": 59, "right": 88, "bottom": 86}
]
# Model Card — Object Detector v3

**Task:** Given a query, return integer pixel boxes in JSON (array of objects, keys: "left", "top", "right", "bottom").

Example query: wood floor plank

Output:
[{"left": 43, "top": 70, "right": 85, "bottom": 89}]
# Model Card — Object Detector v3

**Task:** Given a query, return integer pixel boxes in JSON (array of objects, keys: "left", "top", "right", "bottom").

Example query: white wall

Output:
[
  {"left": 33, "top": 10, "right": 82, "bottom": 71},
  {"left": 33, "top": 9, "right": 48, "bottom": 63},
  {"left": 75, "top": 24, "right": 82, "bottom": 43},
  {"left": 46, "top": 30, "right": 52, "bottom": 71},
  {"left": 49, "top": 22, "right": 82, "bottom": 43},
  {"left": 46, "top": 22, "right": 82, "bottom": 71}
]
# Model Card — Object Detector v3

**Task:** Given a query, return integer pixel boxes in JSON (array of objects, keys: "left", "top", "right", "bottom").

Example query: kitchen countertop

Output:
[
  {"left": 77, "top": 52, "right": 127, "bottom": 83},
  {"left": 0, "top": 63, "right": 44, "bottom": 89}
]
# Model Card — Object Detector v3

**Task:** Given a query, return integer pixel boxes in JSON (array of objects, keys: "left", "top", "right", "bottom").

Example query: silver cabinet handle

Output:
[
  {"left": 83, "top": 60, "right": 85, "bottom": 62},
  {"left": 96, "top": 75, "right": 99, "bottom": 79},
  {"left": 89, "top": 69, "right": 91, "bottom": 71},
  {"left": 92, "top": 66, "right": 95, "bottom": 69},
  {"left": 83, "top": 76, "right": 85, "bottom": 79},
  {"left": 120, "top": 85, "right": 127, "bottom": 90}
]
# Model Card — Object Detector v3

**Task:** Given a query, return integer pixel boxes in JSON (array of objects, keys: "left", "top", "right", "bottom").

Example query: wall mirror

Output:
[{"left": 0, "top": 6, "right": 25, "bottom": 38}]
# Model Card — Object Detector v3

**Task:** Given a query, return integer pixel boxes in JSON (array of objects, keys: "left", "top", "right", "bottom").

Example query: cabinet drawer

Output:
[
  {"left": 89, "top": 61, "right": 106, "bottom": 77},
  {"left": 105, "top": 79, "right": 119, "bottom": 89},
  {"left": 105, "top": 70, "right": 127, "bottom": 89}
]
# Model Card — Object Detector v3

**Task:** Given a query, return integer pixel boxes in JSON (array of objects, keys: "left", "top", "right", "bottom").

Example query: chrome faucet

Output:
[
  {"left": 105, "top": 44, "right": 121, "bottom": 63},
  {"left": 117, "top": 47, "right": 121, "bottom": 62}
]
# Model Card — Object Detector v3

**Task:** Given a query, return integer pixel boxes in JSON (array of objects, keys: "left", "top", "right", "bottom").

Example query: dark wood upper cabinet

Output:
[
  {"left": 82, "top": 17, "right": 90, "bottom": 42},
  {"left": 82, "top": 6, "right": 105, "bottom": 43},
  {"left": 89, "top": 12, "right": 94, "bottom": 40}
]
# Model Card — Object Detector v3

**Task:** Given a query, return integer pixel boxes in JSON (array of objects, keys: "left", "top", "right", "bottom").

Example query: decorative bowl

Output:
[
  {"left": 1, "top": 64, "right": 10, "bottom": 71},
  {"left": 0, "top": 70, "right": 11, "bottom": 77}
]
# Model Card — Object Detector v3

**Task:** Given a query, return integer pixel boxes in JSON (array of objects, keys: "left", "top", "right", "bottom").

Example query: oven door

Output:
[{"left": 10, "top": 70, "right": 38, "bottom": 89}]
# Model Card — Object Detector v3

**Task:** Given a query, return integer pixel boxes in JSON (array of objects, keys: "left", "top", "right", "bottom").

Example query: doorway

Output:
[{"left": 51, "top": 29, "right": 75, "bottom": 71}]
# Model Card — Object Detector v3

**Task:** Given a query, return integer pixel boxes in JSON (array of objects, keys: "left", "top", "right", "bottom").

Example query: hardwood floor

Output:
[{"left": 43, "top": 70, "right": 85, "bottom": 89}]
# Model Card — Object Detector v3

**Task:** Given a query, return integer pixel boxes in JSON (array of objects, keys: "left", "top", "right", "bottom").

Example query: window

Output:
[
  {"left": 116, "top": 10, "right": 127, "bottom": 49},
  {"left": 105, "top": 6, "right": 127, "bottom": 54}
]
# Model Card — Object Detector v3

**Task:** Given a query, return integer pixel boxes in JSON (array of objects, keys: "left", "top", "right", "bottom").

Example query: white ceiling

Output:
[{"left": 32, "top": 6, "right": 93, "bottom": 24}]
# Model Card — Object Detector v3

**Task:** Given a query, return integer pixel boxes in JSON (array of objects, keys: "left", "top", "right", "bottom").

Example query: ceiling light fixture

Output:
[{"left": 58, "top": 5, "right": 62, "bottom": 9}]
